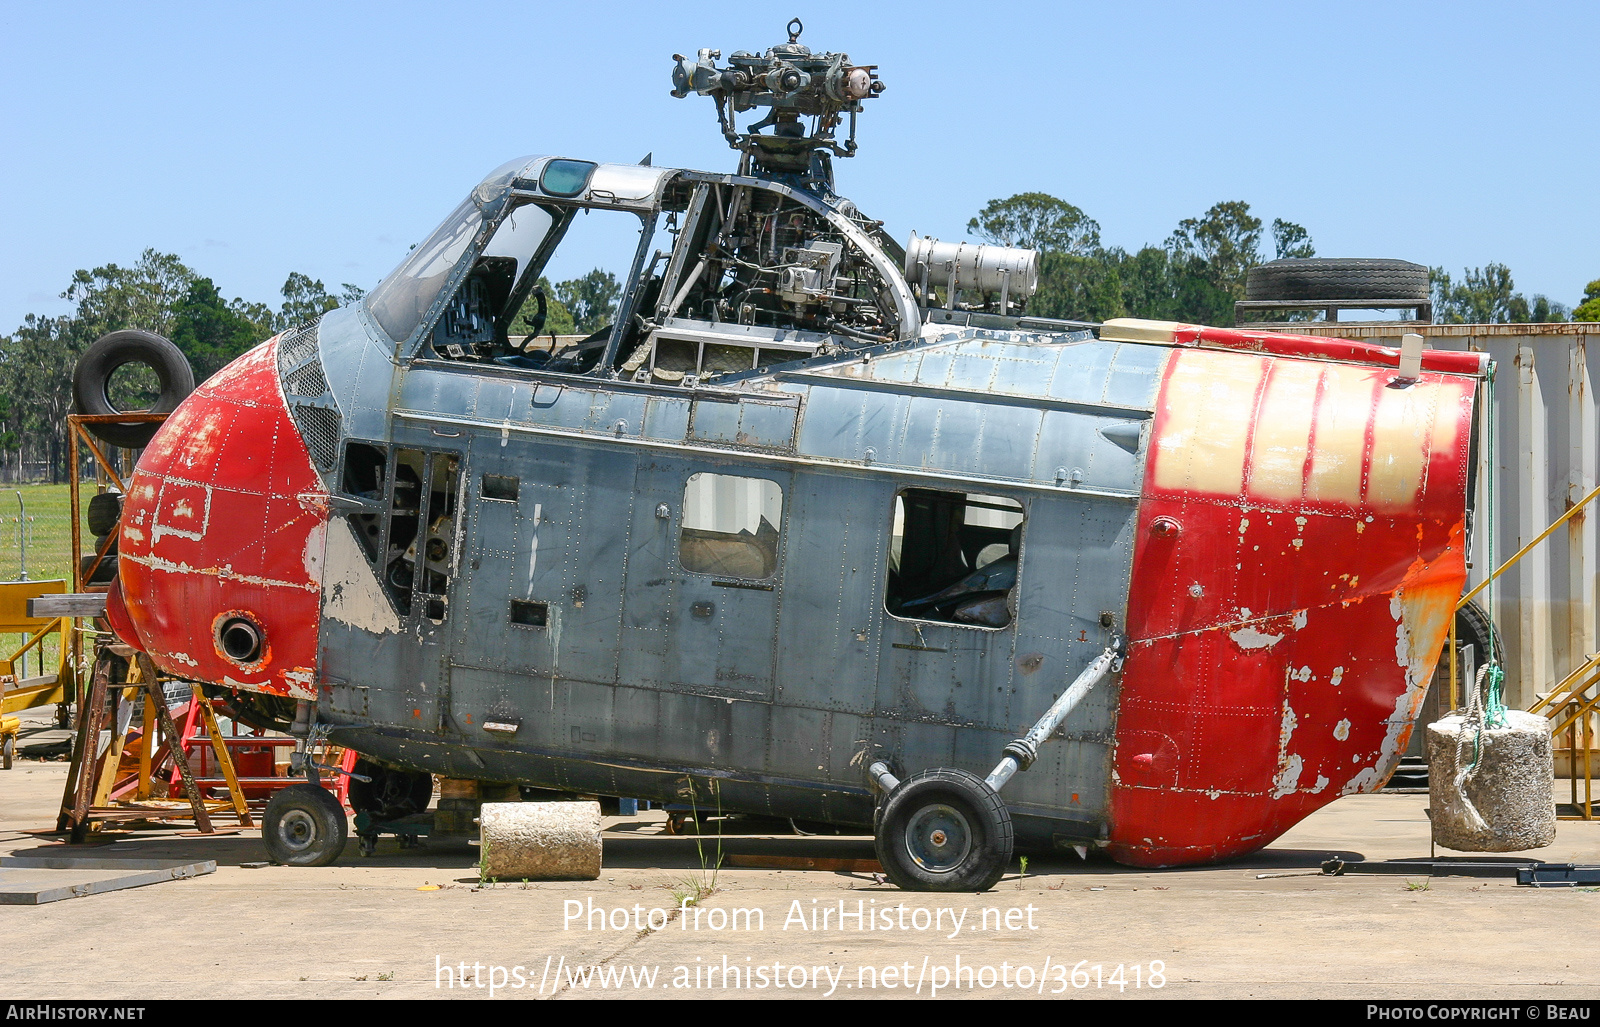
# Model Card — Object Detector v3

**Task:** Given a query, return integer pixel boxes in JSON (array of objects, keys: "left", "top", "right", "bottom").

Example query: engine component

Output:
[
  {"left": 775, "top": 241, "right": 843, "bottom": 303},
  {"left": 904, "top": 234, "right": 1038, "bottom": 308}
]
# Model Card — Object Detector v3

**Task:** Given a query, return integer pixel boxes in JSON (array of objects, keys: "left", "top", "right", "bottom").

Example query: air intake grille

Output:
[
  {"left": 294, "top": 405, "right": 342, "bottom": 471},
  {"left": 283, "top": 359, "right": 329, "bottom": 398},
  {"left": 277, "top": 319, "right": 322, "bottom": 372},
  {"left": 275, "top": 318, "right": 342, "bottom": 476}
]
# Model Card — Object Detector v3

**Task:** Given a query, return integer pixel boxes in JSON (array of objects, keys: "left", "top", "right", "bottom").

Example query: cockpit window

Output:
[
  {"left": 366, "top": 198, "right": 484, "bottom": 343},
  {"left": 429, "top": 203, "right": 662, "bottom": 375},
  {"left": 540, "top": 159, "right": 597, "bottom": 198},
  {"left": 482, "top": 203, "right": 556, "bottom": 281}
]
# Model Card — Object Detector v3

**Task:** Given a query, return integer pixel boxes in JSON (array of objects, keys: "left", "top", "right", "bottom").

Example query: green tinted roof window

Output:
[{"left": 540, "top": 160, "right": 597, "bottom": 198}]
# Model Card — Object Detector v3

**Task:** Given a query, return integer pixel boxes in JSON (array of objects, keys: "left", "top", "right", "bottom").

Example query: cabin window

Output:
[
  {"left": 677, "top": 473, "right": 783, "bottom": 580},
  {"left": 886, "top": 489, "right": 1023, "bottom": 628}
]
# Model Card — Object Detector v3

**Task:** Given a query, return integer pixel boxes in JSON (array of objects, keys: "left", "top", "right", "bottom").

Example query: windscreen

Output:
[{"left": 365, "top": 198, "right": 484, "bottom": 342}]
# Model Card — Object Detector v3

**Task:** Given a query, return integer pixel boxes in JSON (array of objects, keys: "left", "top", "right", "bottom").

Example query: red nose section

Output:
[
  {"left": 1110, "top": 347, "right": 1475, "bottom": 866},
  {"left": 113, "top": 337, "right": 328, "bottom": 699}
]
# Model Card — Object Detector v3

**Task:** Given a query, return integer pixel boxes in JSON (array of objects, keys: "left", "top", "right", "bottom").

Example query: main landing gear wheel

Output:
[
  {"left": 873, "top": 768, "right": 1013, "bottom": 892},
  {"left": 264, "top": 783, "right": 348, "bottom": 867}
]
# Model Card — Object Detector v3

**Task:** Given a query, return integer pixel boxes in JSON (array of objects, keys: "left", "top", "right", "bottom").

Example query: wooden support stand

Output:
[{"left": 57, "top": 647, "right": 255, "bottom": 841}]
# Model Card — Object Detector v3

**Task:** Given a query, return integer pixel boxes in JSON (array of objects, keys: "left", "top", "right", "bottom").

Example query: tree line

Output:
[
  {"left": 968, "top": 192, "right": 1586, "bottom": 327},
  {"left": 0, "top": 250, "right": 620, "bottom": 483}
]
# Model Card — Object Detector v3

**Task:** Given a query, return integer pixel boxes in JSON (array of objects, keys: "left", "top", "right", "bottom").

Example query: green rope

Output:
[{"left": 1471, "top": 365, "right": 1506, "bottom": 771}]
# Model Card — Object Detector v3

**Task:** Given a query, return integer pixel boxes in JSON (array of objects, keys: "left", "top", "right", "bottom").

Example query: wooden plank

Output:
[
  {"left": 0, "top": 857, "right": 214, "bottom": 905},
  {"left": 2, "top": 676, "right": 64, "bottom": 715},
  {"left": 0, "top": 580, "right": 68, "bottom": 632},
  {"left": 66, "top": 655, "right": 112, "bottom": 843},
  {"left": 29, "top": 595, "right": 107, "bottom": 619}
]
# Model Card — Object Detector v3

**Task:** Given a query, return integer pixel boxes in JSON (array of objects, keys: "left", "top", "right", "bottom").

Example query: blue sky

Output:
[{"left": 2, "top": 0, "right": 1596, "bottom": 330}]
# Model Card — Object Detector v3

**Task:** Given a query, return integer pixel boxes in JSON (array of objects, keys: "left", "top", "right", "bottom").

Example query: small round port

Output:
[{"left": 218, "top": 618, "right": 263, "bottom": 664}]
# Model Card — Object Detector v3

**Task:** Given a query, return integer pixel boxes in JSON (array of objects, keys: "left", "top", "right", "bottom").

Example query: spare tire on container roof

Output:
[
  {"left": 72, "top": 330, "right": 196, "bottom": 449},
  {"left": 1246, "top": 258, "right": 1431, "bottom": 303}
]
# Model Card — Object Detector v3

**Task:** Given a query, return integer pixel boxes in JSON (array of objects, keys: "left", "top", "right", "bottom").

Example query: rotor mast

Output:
[{"left": 670, "top": 18, "right": 885, "bottom": 193}]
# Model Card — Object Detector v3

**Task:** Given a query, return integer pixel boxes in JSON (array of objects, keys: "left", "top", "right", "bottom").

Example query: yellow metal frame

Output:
[
  {"left": 1449, "top": 481, "right": 1600, "bottom": 820},
  {"left": 0, "top": 577, "right": 75, "bottom": 721}
]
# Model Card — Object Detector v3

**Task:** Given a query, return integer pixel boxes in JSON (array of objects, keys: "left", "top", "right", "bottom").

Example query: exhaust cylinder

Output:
[{"left": 904, "top": 234, "right": 1038, "bottom": 298}]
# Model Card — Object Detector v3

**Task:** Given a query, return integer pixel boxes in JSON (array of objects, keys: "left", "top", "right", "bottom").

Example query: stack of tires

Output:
[{"left": 70, "top": 329, "right": 196, "bottom": 585}]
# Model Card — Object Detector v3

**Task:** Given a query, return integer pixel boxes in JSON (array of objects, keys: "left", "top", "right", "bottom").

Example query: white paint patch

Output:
[
  {"left": 1292, "top": 609, "right": 1307, "bottom": 630},
  {"left": 1272, "top": 754, "right": 1303, "bottom": 799},
  {"left": 1344, "top": 595, "right": 1432, "bottom": 794},
  {"left": 1230, "top": 625, "right": 1285, "bottom": 650},
  {"left": 1272, "top": 705, "right": 1301, "bottom": 798},
  {"left": 119, "top": 551, "right": 319, "bottom": 592},
  {"left": 1291, "top": 538, "right": 1304, "bottom": 550},
  {"left": 301, "top": 520, "right": 327, "bottom": 585},
  {"left": 1295, "top": 516, "right": 1307, "bottom": 530},
  {"left": 122, "top": 525, "right": 144, "bottom": 544},
  {"left": 150, "top": 484, "right": 213, "bottom": 544},
  {"left": 1238, "top": 517, "right": 1249, "bottom": 533},
  {"left": 1240, "top": 607, "right": 1253, "bottom": 619},
  {"left": 321, "top": 519, "right": 402, "bottom": 635},
  {"left": 1330, "top": 666, "right": 1345, "bottom": 687},
  {"left": 1310, "top": 775, "right": 1329, "bottom": 794},
  {"left": 1334, "top": 718, "right": 1351, "bottom": 741},
  {"left": 1289, "top": 665, "right": 1313, "bottom": 682},
  {"left": 159, "top": 649, "right": 198, "bottom": 667},
  {"left": 527, "top": 502, "right": 542, "bottom": 593}
]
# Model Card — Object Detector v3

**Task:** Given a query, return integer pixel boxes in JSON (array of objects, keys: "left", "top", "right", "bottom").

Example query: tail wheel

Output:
[
  {"left": 263, "top": 783, "right": 348, "bottom": 867},
  {"left": 874, "top": 768, "right": 1012, "bottom": 892}
]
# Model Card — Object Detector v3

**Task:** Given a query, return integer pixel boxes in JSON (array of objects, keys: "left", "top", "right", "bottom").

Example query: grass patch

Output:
[{"left": 0, "top": 483, "right": 90, "bottom": 677}]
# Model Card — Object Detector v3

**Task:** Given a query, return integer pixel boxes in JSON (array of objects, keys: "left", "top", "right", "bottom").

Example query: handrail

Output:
[
  {"left": 1457, "top": 480, "right": 1600, "bottom": 612},
  {"left": 1446, "top": 479, "right": 1600, "bottom": 820}
]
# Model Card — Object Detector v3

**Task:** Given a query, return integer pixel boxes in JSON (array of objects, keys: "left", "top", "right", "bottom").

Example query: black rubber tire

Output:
[
  {"left": 263, "top": 783, "right": 348, "bottom": 867},
  {"left": 1246, "top": 258, "right": 1430, "bottom": 302},
  {"left": 71, "top": 330, "right": 196, "bottom": 449},
  {"left": 347, "top": 760, "right": 434, "bottom": 820},
  {"left": 1453, "top": 599, "right": 1500, "bottom": 666},
  {"left": 874, "top": 768, "right": 1013, "bottom": 892},
  {"left": 79, "top": 553, "right": 117, "bottom": 584},
  {"left": 86, "top": 492, "right": 123, "bottom": 537}
]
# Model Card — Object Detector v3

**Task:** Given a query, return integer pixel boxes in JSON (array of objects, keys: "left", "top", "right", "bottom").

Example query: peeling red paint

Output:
[
  {"left": 1164, "top": 322, "right": 1489, "bottom": 377},
  {"left": 1110, "top": 347, "right": 1475, "bottom": 867},
  {"left": 113, "top": 337, "right": 326, "bottom": 700}
]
